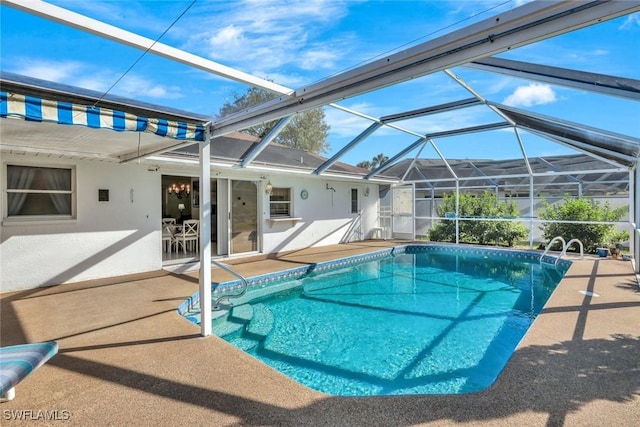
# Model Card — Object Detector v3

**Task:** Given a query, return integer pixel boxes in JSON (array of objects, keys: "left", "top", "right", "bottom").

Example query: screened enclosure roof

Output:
[
  {"left": 388, "top": 154, "right": 630, "bottom": 196},
  {"left": 1, "top": 0, "right": 639, "bottom": 183}
]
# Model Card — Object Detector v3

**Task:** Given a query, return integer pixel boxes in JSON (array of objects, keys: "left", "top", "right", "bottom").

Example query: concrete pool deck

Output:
[{"left": 1, "top": 240, "right": 639, "bottom": 426}]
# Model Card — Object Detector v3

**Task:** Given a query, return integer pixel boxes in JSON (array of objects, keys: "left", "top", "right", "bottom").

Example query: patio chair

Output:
[
  {"left": 162, "top": 224, "right": 175, "bottom": 254},
  {"left": 174, "top": 219, "right": 199, "bottom": 255},
  {"left": 162, "top": 217, "right": 176, "bottom": 226}
]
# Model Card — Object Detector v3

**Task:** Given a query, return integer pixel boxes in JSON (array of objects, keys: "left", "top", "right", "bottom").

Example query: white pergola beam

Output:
[{"left": 211, "top": 1, "right": 640, "bottom": 135}]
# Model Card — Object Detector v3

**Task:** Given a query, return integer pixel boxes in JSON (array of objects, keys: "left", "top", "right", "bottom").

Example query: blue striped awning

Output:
[{"left": 0, "top": 91, "right": 205, "bottom": 142}]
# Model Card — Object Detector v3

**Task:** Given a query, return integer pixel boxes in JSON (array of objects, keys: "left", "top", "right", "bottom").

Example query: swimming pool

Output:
[{"left": 180, "top": 245, "right": 569, "bottom": 396}]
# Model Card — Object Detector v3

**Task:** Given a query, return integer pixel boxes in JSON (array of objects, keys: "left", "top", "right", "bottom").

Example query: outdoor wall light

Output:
[{"left": 265, "top": 181, "right": 273, "bottom": 196}]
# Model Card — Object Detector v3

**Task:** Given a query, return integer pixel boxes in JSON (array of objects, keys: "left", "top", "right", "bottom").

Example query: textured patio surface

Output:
[{"left": 1, "top": 241, "right": 639, "bottom": 426}]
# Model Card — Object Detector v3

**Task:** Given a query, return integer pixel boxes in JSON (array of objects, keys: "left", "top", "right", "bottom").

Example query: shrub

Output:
[
  {"left": 538, "top": 195, "right": 628, "bottom": 253},
  {"left": 429, "top": 191, "right": 528, "bottom": 247}
]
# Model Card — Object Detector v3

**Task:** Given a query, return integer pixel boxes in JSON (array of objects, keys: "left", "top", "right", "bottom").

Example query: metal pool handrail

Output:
[
  {"left": 212, "top": 260, "right": 248, "bottom": 310},
  {"left": 559, "top": 238, "right": 584, "bottom": 261},
  {"left": 540, "top": 236, "right": 584, "bottom": 266},
  {"left": 540, "top": 236, "right": 566, "bottom": 266}
]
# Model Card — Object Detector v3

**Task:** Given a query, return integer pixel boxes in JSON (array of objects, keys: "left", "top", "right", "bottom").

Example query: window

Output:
[
  {"left": 5, "top": 164, "right": 74, "bottom": 218},
  {"left": 269, "top": 187, "right": 292, "bottom": 218},
  {"left": 351, "top": 188, "right": 359, "bottom": 214}
]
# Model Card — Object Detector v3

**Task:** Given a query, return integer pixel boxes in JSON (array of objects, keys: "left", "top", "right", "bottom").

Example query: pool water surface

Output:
[{"left": 191, "top": 247, "right": 568, "bottom": 396}]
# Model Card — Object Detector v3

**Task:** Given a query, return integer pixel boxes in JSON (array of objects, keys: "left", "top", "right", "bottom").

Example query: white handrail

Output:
[
  {"left": 540, "top": 236, "right": 584, "bottom": 266},
  {"left": 212, "top": 260, "right": 248, "bottom": 310},
  {"left": 560, "top": 238, "right": 584, "bottom": 260},
  {"left": 540, "top": 236, "right": 566, "bottom": 265}
]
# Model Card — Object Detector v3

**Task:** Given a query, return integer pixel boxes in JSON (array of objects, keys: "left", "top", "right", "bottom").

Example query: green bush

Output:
[
  {"left": 538, "top": 195, "right": 628, "bottom": 253},
  {"left": 429, "top": 191, "right": 528, "bottom": 247}
]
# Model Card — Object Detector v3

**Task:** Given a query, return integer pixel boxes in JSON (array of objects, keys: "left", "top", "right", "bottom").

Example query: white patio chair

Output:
[
  {"left": 162, "top": 217, "right": 176, "bottom": 227},
  {"left": 162, "top": 224, "right": 175, "bottom": 254},
  {"left": 174, "top": 219, "right": 199, "bottom": 255}
]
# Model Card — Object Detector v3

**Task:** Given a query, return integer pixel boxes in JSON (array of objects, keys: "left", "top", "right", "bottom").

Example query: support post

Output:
[
  {"left": 632, "top": 168, "right": 639, "bottom": 274},
  {"left": 455, "top": 180, "right": 460, "bottom": 245},
  {"left": 529, "top": 177, "right": 534, "bottom": 249},
  {"left": 199, "top": 124, "right": 212, "bottom": 336}
]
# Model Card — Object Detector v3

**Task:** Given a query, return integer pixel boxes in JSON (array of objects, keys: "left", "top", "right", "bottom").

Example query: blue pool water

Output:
[{"left": 202, "top": 247, "right": 568, "bottom": 396}]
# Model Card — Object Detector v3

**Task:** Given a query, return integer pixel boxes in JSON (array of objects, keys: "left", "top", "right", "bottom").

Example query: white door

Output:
[{"left": 392, "top": 184, "right": 414, "bottom": 240}]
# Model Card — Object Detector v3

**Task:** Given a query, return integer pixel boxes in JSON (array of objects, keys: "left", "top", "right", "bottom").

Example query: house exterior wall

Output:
[
  {"left": 1, "top": 155, "right": 162, "bottom": 292},
  {"left": 1, "top": 154, "right": 380, "bottom": 292},
  {"left": 261, "top": 177, "right": 379, "bottom": 254}
]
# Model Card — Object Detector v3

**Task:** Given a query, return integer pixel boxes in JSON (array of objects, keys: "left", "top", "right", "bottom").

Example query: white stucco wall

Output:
[
  {"left": 1, "top": 156, "right": 162, "bottom": 291},
  {"left": 1, "top": 155, "right": 382, "bottom": 292},
  {"left": 261, "top": 177, "right": 379, "bottom": 254}
]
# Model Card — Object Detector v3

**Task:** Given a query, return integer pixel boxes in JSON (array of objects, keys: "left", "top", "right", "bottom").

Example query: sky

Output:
[{"left": 1, "top": 0, "right": 639, "bottom": 167}]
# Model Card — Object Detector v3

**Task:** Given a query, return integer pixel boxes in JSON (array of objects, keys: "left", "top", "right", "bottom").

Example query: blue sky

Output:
[{"left": 1, "top": 0, "right": 639, "bottom": 166}]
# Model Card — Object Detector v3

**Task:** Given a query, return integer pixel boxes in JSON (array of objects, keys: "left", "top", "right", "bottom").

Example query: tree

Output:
[
  {"left": 538, "top": 196, "right": 628, "bottom": 253},
  {"left": 357, "top": 153, "right": 389, "bottom": 170},
  {"left": 217, "top": 86, "right": 330, "bottom": 154},
  {"left": 356, "top": 160, "right": 372, "bottom": 170}
]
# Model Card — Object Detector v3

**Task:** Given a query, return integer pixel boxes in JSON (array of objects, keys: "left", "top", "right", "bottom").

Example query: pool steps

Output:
[{"left": 212, "top": 303, "right": 275, "bottom": 352}]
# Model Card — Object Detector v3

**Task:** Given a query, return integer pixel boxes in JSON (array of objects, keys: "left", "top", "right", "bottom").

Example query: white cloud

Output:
[
  {"left": 184, "top": 0, "right": 350, "bottom": 77},
  {"left": 208, "top": 25, "right": 245, "bottom": 48},
  {"left": 12, "top": 58, "right": 182, "bottom": 100},
  {"left": 620, "top": 12, "right": 640, "bottom": 30},
  {"left": 299, "top": 49, "right": 340, "bottom": 71},
  {"left": 15, "top": 59, "right": 85, "bottom": 83},
  {"left": 112, "top": 75, "right": 184, "bottom": 100},
  {"left": 502, "top": 83, "right": 557, "bottom": 107}
]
